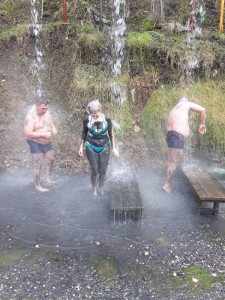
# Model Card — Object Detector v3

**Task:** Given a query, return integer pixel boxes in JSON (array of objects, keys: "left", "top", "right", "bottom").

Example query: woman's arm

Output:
[{"left": 79, "top": 117, "right": 88, "bottom": 157}]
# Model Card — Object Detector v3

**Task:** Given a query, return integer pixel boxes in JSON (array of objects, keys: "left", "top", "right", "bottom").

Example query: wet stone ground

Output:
[{"left": 0, "top": 165, "right": 225, "bottom": 299}]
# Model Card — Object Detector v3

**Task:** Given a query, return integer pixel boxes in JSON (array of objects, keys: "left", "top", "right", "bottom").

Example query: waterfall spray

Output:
[
  {"left": 30, "top": 0, "right": 44, "bottom": 99},
  {"left": 183, "top": 1, "right": 205, "bottom": 163},
  {"left": 109, "top": 0, "right": 127, "bottom": 104},
  {"left": 186, "top": 0, "right": 205, "bottom": 43}
]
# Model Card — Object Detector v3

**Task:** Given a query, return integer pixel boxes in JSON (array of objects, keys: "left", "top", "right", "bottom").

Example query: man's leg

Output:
[
  {"left": 163, "top": 148, "right": 183, "bottom": 193},
  {"left": 43, "top": 150, "right": 54, "bottom": 183},
  {"left": 86, "top": 147, "right": 99, "bottom": 196},
  {"left": 32, "top": 153, "right": 48, "bottom": 192},
  {"left": 98, "top": 147, "right": 110, "bottom": 195}
]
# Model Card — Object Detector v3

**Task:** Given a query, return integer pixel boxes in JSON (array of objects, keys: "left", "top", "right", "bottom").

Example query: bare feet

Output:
[
  {"left": 163, "top": 183, "right": 171, "bottom": 193},
  {"left": 98, "top": 187, "right": 104, "bottom": 195},
  {"left": 36, "top": 186, "right": 49, "bottom": 192},
  {"left": 45, "top": 180, "right": 57, "bottom": 185},
  {"left": 93, "top": 187, "right": 97, "bottom": 196}
]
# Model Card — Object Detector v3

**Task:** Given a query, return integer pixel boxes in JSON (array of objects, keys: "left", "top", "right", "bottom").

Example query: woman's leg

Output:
[
  {"left": 98, "top": 146, "right": 110, "bottom": 194},
  {"left": 86, "top": 147, "right": 99, "bottom": 195}
]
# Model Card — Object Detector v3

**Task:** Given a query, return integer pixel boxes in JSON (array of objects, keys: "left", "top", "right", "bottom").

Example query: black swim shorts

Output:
[
  {"left": 166, "top": 131, "right": 185, "bottom": 149},
  {"left": 27, "top": 140, "right": 53, "bottom": 154}
]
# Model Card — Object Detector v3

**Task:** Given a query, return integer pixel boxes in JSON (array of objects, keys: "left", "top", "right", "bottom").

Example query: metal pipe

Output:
[
  {"left": 63, "top": 0, "right": 68, "bottom": 23},
  {"left": 99, "top": 0, "right": 103, "bottom": 30},
  {"left": 219, "top": 0, "right": 224, "bottom": 32}
]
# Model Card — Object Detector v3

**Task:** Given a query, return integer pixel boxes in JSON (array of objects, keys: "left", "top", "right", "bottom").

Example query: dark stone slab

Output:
[{"left": 109, "top": 162, "right": 143, "bottom": 221}]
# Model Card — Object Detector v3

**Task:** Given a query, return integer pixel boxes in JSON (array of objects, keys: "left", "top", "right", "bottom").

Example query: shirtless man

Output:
[
  {"left": 24, "top": 98, "right": 57, "bottom": 192},
  {"left": 163, "top": 96, "right": 206, "bottom": 193}
]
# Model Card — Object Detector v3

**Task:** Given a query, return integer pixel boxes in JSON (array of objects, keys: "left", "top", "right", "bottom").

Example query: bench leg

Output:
[
  {"left": 213, "top": 202, "right": 219, "bottom": 215},
  {"left": 197, "top": 201, "right": 202, "bottom": 214}
]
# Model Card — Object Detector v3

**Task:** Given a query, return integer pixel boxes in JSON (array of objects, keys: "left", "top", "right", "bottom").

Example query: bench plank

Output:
[
  {"left": 183, "top": 167, "right": 225, "bottom": 203},
  {"left": 109, "top": 167, "right": 143, "bottom": 221}
]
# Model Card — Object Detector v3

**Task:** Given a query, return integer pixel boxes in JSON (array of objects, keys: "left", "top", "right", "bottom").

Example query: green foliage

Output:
[
  {"left": 127, "top": 32, "right": 154, "bottom": 48},
  {"left": 212, "top": 31, "right": 225, "bottom": 40},
  {"left": 141, "top": 80, "right": 225, "bottom": 157},
  {"left": 0, "top": 24, "right": 28, "bottom": 41},
  {"left": 141, "top": 87, "right": 171, "bottom": 152},
  {"left": 43, "top": 0, "right": 61, "bottom": 10},
  {"left": 0, "top": 0, "right": 30, "bottom": 23},
  {"left": 73, "top": 22, "right": 96, "bottom": 34},
  {"left": 68, "top": 22, "right": 102, "bottom": 48},
  {"left": 138, "top": 16, "right": 155, "bottom": 32},
  {"left": 114, "top": 102, "right": 133, "bottom": 138}
]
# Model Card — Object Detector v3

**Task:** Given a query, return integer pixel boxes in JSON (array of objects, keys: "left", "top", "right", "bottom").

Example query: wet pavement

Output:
[{"left": 0, "top": 164, "right": 225, "bottom": 299}]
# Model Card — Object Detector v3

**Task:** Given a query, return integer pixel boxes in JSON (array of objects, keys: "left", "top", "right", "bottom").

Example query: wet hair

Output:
[
  {"left": 86, "top": 99, "right": 102, "bottom": 114},
  {"left": 36, "top": 98, "right": 49, "bottom": 106},
  {"left": 179, "top": 96, "right": 188, "bottom": 102}
]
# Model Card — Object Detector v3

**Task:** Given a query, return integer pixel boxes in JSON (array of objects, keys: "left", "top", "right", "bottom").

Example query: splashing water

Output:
[
  {"left": 30, "top": 0, "right": 44, "bottom": 98},
  {"left": 109, "top": 0, "right": 127, "bottom": 104},
  {"left": 109, "top": 157, "right": 133, "bottom": 182},
  {"left": 186, "top": 0, "right": 205, "bottom": 43}
]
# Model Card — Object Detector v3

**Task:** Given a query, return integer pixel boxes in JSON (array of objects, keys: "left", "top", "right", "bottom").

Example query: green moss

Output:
[
  {"left": 95, "top": 256, "right": 118, "bottom": 279},
  {"left": 174, "top": 264, "right": 214, "bottom": 292},
  {"left": 0, "top": 248, "right": 55, "bottom": 269},
  {"left": 0, "top": 249, "right": 27, "bottom": 268}
]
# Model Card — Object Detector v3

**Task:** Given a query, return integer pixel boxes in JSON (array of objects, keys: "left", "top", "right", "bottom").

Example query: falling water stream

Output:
[
  {"left": 183, "top": 0, "right": 206, "bottom": 165},
  {"left": 185, "top": 0, "right": 205, "bottom": 78},
  {"left": 109, "top": 0, "right": 126, "bottom": 104},
  {"left": 151, "top": 0, "right": 164, "bottom": 22},
  {"left": 30, "top": 0, "right": 44, "bottom": 98},
  {"left": 108, "top": 0, "right": 143, "bottom": 223}
]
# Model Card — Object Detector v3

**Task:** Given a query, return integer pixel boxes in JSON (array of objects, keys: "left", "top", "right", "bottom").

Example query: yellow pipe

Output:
[{"left": 219, "top": 0, "right": 225, "bottom": 32}]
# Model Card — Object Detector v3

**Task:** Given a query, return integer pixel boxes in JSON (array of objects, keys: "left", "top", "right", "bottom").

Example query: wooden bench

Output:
[
  {"left": 109, "top": 168, "right": 143, "bottom": 221},
  {"left": 182, "top": 167, "right": 225, "bottom": 215}
]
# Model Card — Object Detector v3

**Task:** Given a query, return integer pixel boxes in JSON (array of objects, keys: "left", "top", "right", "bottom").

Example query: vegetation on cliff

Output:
[{"left": 0, "top": 0, "right": 225, "bottom": 168}]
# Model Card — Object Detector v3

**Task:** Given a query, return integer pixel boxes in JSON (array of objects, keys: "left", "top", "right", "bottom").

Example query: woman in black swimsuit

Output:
[{"left": 79, "top": 100, "right": 119, "bottom": 196}]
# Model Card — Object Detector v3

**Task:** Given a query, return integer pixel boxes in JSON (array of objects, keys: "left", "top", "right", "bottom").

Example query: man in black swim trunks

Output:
[
  {"left": 163, "top": 96, "right": 206, "bottom": 193},
  {"left": 24, "top": 98, "right": 57, "bottom": 192}
]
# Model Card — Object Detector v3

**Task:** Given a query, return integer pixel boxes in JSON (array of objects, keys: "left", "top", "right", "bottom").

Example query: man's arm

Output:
[
  {"left": 49, "top": 113, "right": 57, "bottom": 135},
  {"left": 190, "top": 102, "right": 206, "bottom": 134}
]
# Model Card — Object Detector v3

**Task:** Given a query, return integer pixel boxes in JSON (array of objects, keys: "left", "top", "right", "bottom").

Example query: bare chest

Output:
[{"left": 33, "top": 115, "right": 51, "bottom": 131}]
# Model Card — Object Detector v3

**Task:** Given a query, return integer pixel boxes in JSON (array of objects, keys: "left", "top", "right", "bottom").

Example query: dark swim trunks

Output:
[
  {"left": 27, "top": 140, "right": 53, "bottom": 154},
  {"left": 166, "top": 131, "right": 185, "bottom": 149}
]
